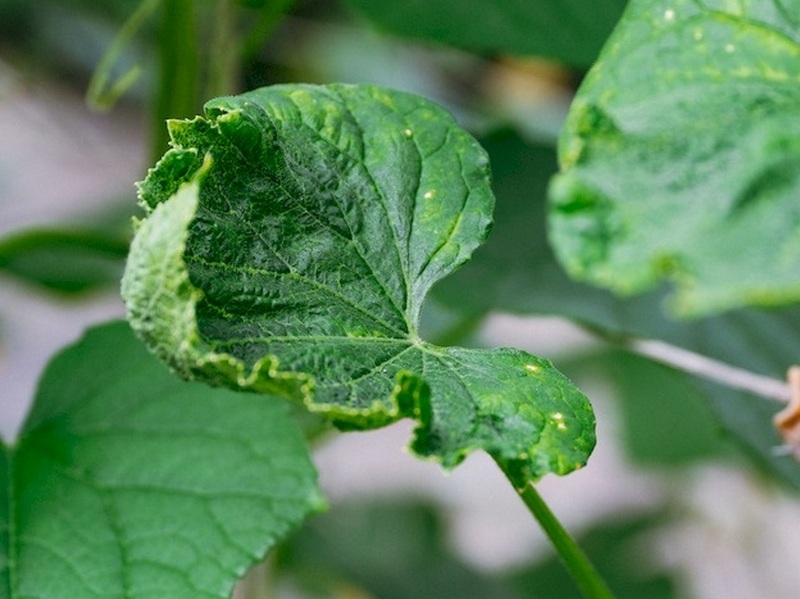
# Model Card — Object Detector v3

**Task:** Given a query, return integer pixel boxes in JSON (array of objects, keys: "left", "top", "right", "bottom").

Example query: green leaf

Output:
[
  {"left": 0, "top": 228, "right": 129, "bottom": 295},
  {"left": 549, "top": 0, "right": 800, "bottom": 317},
  {"left": 122, "top": 83, "right": 596, "bottom": 481},
  {"left": 586, "top": 349, "right": 727, "bottom": 466},
  {"left": 432, "top": 130, "right": 796, "bottom": 485},
  {"left": 277, "top": 499, "right": 523, "bottom": 599},
  {"left": 506, "top": 511, "right": 679, "bottom": 599},
  {"left": 340, "top": 0, "right": 628, "bottom": 69},
  {"left": 432, "top": 129, "right": 621, "bottom": 322},
  {"left": 0, "top": 321, "right": 323, "bottom": 598}
]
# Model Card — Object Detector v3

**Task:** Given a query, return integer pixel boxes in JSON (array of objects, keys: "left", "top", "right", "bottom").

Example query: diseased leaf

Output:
[
  {"left": 340, "top": 0, "right": 628, "bottom": 69},
  {"left": 122, "top": 83, "right": 595, "bottom": 481},
  {"left": 0, "top": 321, "right": 323, "bottom": 598},
  {"left": 549, "top": 0, "right": 800, "bottom": 316}
]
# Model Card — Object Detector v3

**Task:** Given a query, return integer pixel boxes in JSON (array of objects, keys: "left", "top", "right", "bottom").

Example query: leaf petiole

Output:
[{"left": 499, "top": 462, "right": 617, "bottom": 599}]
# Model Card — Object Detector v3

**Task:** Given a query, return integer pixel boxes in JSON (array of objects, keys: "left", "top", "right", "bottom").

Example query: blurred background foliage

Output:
[{"left": 2, "top": 1, "right": 799, "bottom": 598}]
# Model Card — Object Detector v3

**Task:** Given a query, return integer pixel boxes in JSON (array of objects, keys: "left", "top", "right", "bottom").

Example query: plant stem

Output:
[
  {"left": 151, "top": 0, "right": 200, "bottom": 162},
  {"left": 499, "top": 465, "right": 616, "bottom": 599},
  {"left": 208, "top": 0, "right": 239, "bottom": 99},
  {"left": 86, "top": 0, "right": 161, "bottom": 111},
  {"left": 618, "top": 337, "right": 790, "bottom": 403}
]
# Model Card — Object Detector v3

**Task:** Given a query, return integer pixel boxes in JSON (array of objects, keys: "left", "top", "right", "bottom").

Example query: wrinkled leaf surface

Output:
[{"left": 122, "top": 83, "right": 595, "bottom": 481}]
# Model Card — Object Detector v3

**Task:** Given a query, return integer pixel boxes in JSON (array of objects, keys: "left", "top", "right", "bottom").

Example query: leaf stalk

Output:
[{"left": 499, "top": 463, "right": 617, "bottom": 599}]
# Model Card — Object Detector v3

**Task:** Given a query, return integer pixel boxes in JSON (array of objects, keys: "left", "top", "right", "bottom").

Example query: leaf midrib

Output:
[
  {"left": 190, "top": 257, "right": 409, "bottom": 339},
  {"left": 249, "top": 95, "right": 417, "bottom": 333}
]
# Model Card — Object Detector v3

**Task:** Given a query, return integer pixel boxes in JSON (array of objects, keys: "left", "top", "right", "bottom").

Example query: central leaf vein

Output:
[
  {"left": 190, "top": 258, "right": 408, "bottom": 338},
  {"left": 252, "top": 98, "right": 412, "bottom": 328}
]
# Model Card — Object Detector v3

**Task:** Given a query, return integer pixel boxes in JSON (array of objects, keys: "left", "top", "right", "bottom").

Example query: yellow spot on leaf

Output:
[{"left": 551, "top": 412, "right": 568, "bottom": 431}]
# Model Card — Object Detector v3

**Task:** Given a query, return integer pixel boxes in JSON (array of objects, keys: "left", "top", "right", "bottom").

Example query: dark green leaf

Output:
[
  {"left": 506, "top": 511, "right": 678, "bottom": 599},
  {"left": 0, "top": 228, "right": 129, "bottom": 295},
  {"left": 433, "top": 129, "right": 799, "bottom": 486},
  {"left": 340, "top": 0, "right": 628, "bottom": 69},
  {"left": 550, "top": 0, "right": 800, "bottom": 317},
  {"left": 278, "top": 498, "right": 680, "bottom": 599},
  {"left": 432, "top": 129, "right": 621, "bottom": 323},
  {"left": 0, "top": 321, "right": 323, "bottom": 598},
  {"left": 122, "top": 83, "right": 596, "bottom": 481},
  {"left": 277, "top": 499, "right": 522, "bottom": 599},
  {"left": 588, "top": 350, "right": 727, "bottom": 466}
]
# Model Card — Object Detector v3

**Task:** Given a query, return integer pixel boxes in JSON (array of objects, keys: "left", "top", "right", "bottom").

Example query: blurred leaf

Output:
[
  {"left": 656, "top": 308, "right": 800, "bottom": 489},
  {"left": 432, "top": 128, "right": 626, "bottom": 325},
  {"left": 278, "top": 498, "right": 679, "bottom": 599},
  {"left": 0, "top": 0, "right": 151, "bottom": 81},
  {"left": 418, "top": 295, "right": 486, "bottom": 348},
  {"left": 0, "top": 320, "right": 324, "bottom": 598},
  {"left": 588, "top": 350, "right": 728, "bottom": 466},
  {"left": 433, "top": 128, "right": 800, "bottom": 488},
  {"left": 505, "top": 512, "right": 678, "bottom": 599},
  {"left": 340, "top": 0, "right": 628, "bottom": 69},
  {"left": 549, "top": 0, "right": 800, "bottom": 317},
  {"left": 86, "top": 0, "right": 160, "bottom": 111},
  {"left": 277, "top": 499, "right": 522, "bottom": 599},
  {"left": 0, "top": 228, "right": 129, "bottom": 295}
]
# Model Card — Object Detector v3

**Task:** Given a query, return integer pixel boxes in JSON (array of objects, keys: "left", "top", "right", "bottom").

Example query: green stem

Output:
[
  {"left": 86, "top": 0, "right": 161, "bottom": 111},
  {"left": 499, "top": 465, "right": 616, "bottom": 599},
  {"left": 207, "top": 0, "right": 239, "bottom": 98},
  {"left": 151, "top": 0, "right": 200, "bottom": 163}
]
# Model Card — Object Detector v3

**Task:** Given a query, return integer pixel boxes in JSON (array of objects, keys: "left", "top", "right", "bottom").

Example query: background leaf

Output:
[
  {"left": 580, "top": 349, "right": 728, "bottom": 466},
  {"left": 505, "top": 510, "right": 678, "bottom": 599},
  {"left": 122, "top": 83, "right": 596, "bottom": 481},
  {"left": 339, "top": 0, "right": 628, "bottom": 69},
  {"left": 277, "top": 499, "right": 522, "bottom": 599},
  {"left": 0, "top": 320, "right": 323, "bottom": 598},
  {"left": 549, "top": 0, "right": 800, "bottom": 317},
  {"left": 432, "top": 128, "right": 797, "bottom": 486},
  {"left": 0, "top": 228, "right": 129, "bottom": 295},
  {"left": 432, "top": 129, "right": 618, "bottom": 322},
  {"left": 277, "top": 498, "right": 679, "bottom": 599}
]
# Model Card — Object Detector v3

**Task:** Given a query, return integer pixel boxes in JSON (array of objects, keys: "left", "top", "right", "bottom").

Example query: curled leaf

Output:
[{"left": 122, "top": 83, "right": 595, "bottom": 480}]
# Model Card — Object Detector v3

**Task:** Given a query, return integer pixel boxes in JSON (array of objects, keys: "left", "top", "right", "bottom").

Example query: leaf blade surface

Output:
[
  {"left": 123, "top": 83, "right": 596, "bottom": 481},
  {"left": 0, "top": 321, "right": 322, "bottom": 599},
  {"left": 550, "top": 0, "right": 800, "bottom": 316},
  {"left": 341, "top": 0, "right": 628, "bottom": 68}
]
